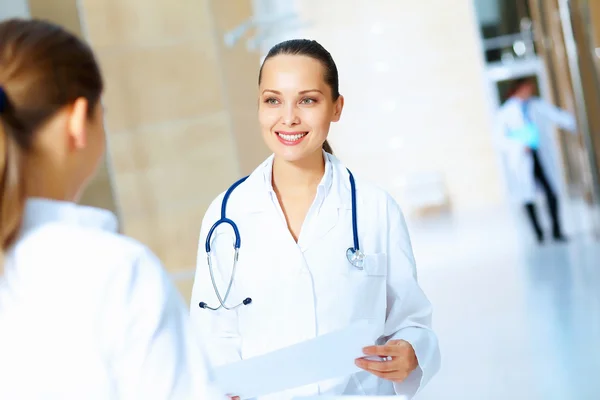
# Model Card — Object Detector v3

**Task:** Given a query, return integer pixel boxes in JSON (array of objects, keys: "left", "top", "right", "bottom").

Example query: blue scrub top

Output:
[{"left": 508, "top": 100, "right": 540, "bottom": 150}]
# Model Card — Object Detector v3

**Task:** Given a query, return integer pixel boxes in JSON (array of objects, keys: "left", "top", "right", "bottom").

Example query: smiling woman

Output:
[
  {"left": 258, "top": 39, "right": 341, "bottom": 158},
  {"left": 191, "top": 38, "right": 440, "bottom": 400}
]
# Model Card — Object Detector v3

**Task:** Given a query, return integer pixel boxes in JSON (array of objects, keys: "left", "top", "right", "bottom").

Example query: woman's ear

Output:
[
  {"left": 332, "top": 95, "right": 344, "bottom": 122},
  {"left": 67, "top": 97, "right": 89, "bottom": 150}
]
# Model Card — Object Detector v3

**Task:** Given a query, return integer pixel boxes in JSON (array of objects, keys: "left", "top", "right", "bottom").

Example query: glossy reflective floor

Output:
[{"left": 410, "top": 201, "right": 600, "bottom": 400}]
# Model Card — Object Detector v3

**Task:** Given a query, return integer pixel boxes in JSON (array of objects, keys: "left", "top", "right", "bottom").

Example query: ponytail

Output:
[
  {"left": 322, "top": 140, "right": 334, "bottom": 155},
  {"left": 0, "top": 119, "right": 26, "bottom": 254}
]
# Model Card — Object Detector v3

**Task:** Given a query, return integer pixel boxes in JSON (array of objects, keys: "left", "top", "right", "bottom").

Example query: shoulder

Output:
[
  {"left": 526, "top": 96, "right": 544, "bottom": 108},
  {"left": 201, "top": 156, "right": 273, "bottom": 226},
  {"left": 530, "top": 96, "right": 544, "bottom": 104},
  {"left": 331, "top": 154, "right": 401, "bottom": 211},
  {"left": 16, "top": 224, "right": 166, "bottom": 286},
  {"left": 347, "top": 170, "right": 415, "bottom": 270},
  {"left": 331, "top": 156, "right": 406, "bottom": 225},
  {"left": 203, "top": 190, "right": 227, "bottom": 224},
  {"left": 354, "top": 175, "right": 393, "bottom": 202},
  {"left": 5, "top": 223, "right": 177, "bottom": 326},
  {"left": 498, "top": 98, "right": 518, "bottom": 114},
  {"left": 529, "top": 97, "right": 554, "bottom": 111},
  {"left": 32, "top": 223, "right": 149, "bottom": 257},
  {"left": 355, "top": 177, "right": 406, "bottom": 223}
]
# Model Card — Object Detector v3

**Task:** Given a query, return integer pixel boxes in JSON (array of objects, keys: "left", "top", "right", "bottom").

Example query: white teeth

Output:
[{"left": 277, "top": 132, "right": 307, "bottom": 141}]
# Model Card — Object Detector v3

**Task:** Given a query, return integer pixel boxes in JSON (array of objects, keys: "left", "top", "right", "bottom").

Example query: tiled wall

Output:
[
  {"left": 294, "top": 0, "right": 505, "bottom": 215},
  {"left": 77, "top": 0, "right": 262, "bottom": 303}
]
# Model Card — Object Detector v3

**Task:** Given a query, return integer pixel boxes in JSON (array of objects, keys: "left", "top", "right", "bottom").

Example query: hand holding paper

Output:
[
  {"left": 213, "top": 320, "right": 376, "bottom": 399},
  {"left": 355, "top": 339, "right": 418, "bottom": 383}
]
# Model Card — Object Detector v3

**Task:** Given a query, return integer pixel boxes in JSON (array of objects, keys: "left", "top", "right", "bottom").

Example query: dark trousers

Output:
[{"left": 524, "top": 149, "right": 563, "bottom": 240}]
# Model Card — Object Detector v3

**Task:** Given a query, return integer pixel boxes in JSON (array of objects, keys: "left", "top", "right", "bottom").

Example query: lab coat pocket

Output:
[
  {"left": 349, "top": 252, "right": 388, "bottom": 322},
  {"left": 363, "top": 252, "right": 387, "bottom": 277}
]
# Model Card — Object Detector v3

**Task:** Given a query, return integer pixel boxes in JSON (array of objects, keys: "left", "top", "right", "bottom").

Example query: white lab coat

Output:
[
  {"left": 495, "top": 96, "right": 577, "bottom": 204},
  {"left": 0, "top": 198, "right": 223, "bottom": 400},
  {"left": 190, "top": 152, "right": 441, "bottom": 400}
]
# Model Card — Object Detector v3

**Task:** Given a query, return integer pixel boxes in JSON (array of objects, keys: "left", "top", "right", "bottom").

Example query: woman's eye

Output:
[
  {"left": 265, "top": 98, "right": 279, "bottom": 105},
  {"left": 300, "top": 98, "right": 316, "bottom": 105}
]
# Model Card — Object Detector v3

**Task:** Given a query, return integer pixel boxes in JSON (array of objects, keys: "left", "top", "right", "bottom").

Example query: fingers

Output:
[
  {"left": 362, "top": 345, "right": 394, "bottom": 356},
  {"left": 362, "top": 344, "right": 406, "bottom": 357},
  {"left": 367, "top": 368, "right": 410, "bottom": 382},
  {"left": 355, "top": 357, "right": 396, "bottom": 373},
  {"left": 357, "top": 340, "right": 418, "bottom": 384},
  {"left": 355, "top": 358, "right": 410, "bottom": 383}
]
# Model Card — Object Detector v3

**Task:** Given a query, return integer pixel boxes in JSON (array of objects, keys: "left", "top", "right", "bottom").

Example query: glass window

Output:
[{"left": 474, "top": 0, "right": 536, "bottom": 63}]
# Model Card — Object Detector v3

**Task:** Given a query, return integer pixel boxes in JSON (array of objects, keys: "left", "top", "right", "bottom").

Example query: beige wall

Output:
[
  {"left": 295, "top": 0, "right": 505, "bottom": 215},
  {"left": 529, "top": 0, "right": 585, "bottom": 195},
  {"left": 209, "top": 0, "right": 270, "bottom": 175},
  {"left": 28, "top": 0, "right": 80, "bottom": 34},
  {"left": 77, "top": 0, "right": 261, "bottom": 304},
  {"left": 27, "top": 0, "right": 119, "bottom": 215},
  {"left": 573, "top": 0, "right": 600, "bottom": 188}
]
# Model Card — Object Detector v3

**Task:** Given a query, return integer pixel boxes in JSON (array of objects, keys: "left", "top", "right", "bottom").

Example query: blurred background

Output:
[{"left": 2, "top": 0, "right": 600, "bottom": 398}]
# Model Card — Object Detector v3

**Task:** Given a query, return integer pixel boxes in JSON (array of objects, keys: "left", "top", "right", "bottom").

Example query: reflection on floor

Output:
[{"left": 409, "top": 202, "right": 600, "bottom": 400}]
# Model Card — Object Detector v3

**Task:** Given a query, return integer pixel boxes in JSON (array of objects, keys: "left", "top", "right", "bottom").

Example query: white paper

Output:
[
  {"left": 213, "top": 320, "right": 376, "bottom": 399},
  {"left": 294, "top": 397, "right": 404, "bottom": 400}
]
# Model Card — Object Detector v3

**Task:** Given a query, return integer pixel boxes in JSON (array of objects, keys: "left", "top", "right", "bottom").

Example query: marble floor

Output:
[{"left": 408, "top": 200, "right": 600, "bottom": 400}]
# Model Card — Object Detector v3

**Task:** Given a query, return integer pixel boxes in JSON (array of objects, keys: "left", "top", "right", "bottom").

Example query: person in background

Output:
[
  {"left": 190, "top": 38, "right": 440, "bottom": 399},
  {"left": 0, "top": 19, "right": 223, "bottom": 400},
  {"left": 496, "top": 77, "right": 577, "bottom": 244}
]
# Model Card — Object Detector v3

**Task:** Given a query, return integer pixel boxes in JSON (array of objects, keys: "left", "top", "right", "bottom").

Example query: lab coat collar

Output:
[
  {"left": 328, "top": 153, "right": 353, "bottom": 210},
  {"left": 262, "top": 150, "right": 334, "bottom": 199},
  {"left": 236, "top": 152, "right": 354, "bottom": 250},
  {"left": 241, "top": 151, "right": 352, "bottom": 213},
  {"left": 21, "top": 198, "right": 119, "bottom": 235},
  {"left": 506, "top": 96, "right": 540, "bottom": 109}
]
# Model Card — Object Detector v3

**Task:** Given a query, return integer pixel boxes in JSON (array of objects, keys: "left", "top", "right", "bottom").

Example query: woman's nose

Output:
[{"left": 282, "top": 105, "right": 300, "bottom": 126}]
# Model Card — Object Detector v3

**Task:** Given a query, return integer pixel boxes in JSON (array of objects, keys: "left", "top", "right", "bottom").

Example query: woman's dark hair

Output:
[
  {"left": 0, "top": 19, "right": 103, "bottom": 252},
  {"left": 258, "top": 39, "right": 339, "bottom": 154}
]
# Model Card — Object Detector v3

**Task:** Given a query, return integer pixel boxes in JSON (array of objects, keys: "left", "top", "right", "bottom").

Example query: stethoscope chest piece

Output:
[{"left": 346, "top": 247, "right": 366, "bottom": 270}]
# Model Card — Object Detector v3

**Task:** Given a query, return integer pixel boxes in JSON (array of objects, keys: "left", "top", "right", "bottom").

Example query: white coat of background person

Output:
[
  {"left": 495, "top": 77, "right": 577, "bottom": 243},
  {"left": 0, "top": 19, "right": 223, "bottom": 400},
  {"left": 190, "top": 39, "right": 440, "bottom": 400}
]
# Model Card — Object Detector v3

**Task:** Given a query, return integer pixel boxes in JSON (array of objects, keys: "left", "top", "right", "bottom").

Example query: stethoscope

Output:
[{"left": 198, "top": 168, "right": 364, "bottom": 311}]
